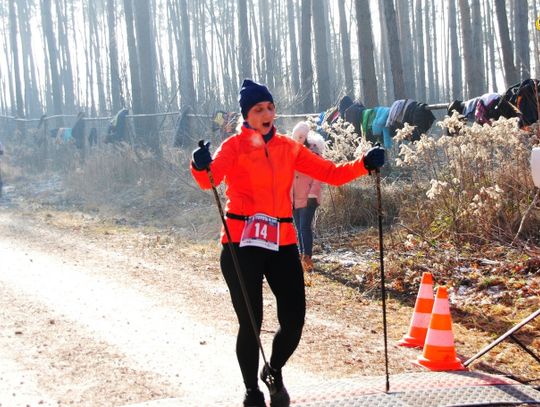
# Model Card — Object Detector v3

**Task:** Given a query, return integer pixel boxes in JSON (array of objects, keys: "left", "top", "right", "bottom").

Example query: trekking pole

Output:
[
  {"left": 203, "top": 152, "right": 270, "bottom": 370},
  {"left": 373, "top": 169, "right": 390, "bottom": 392}
]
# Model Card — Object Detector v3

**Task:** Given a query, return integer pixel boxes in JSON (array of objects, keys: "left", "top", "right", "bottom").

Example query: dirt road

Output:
[
  {"left": 2, "top": 201, "right": 537, "bottom": 407},
  {"left": 0, "top": 209, "right": 250, "bottom": 406},
  {"left": 0, "top": 207, "right": 420, "bottom": 407}
]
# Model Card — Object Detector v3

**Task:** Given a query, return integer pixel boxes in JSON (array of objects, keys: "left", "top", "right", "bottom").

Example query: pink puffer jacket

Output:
[{"left": 293, "top": 171, "right": 321, "bottom": 209}]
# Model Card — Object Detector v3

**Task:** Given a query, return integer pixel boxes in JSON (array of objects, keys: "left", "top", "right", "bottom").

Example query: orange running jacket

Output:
[{"left": 191, "top": 125, "right": 369, "bottom": 245}]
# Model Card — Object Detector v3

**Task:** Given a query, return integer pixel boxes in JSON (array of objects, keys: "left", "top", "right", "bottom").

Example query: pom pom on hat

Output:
[
  {"left": 239, "top": 79, "right": 274, "bottom": 119},
  {"left": 292, "top": 121, "right": 310, "bottom": 143}
]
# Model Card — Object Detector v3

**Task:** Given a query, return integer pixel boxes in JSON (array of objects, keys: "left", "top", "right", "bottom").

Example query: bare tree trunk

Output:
[
  {"left": 88, "top": 0, "right": 107, "bottom": 114},
  {"left": 471, "top": 0, "right": 486, "bottom": 93},
  {"left": 55, "top": 0, "right": 75, "bottom": 114},
  {"left": 514, "top": 0, "right": 530, "bottom": 79},
  {"left": 494, "top": 0, "right": 519, "bottom": 86},
  {"left": 322, "top": 1, "right": 336, "bottom": 99},
  {"left": 123, "top": 0, "right": 142, "bottom": 113},
  {"left": 133, "top": 0, "right": 160, "bottom": 154},
  {"left": 382, "top": 0, "right": 405, "bottom": 99},
  {"left": 41, "top": 0, "right": 63, "bottom": 123},
  {"left": 9, "top": 0, "right": 24, "bottom": 118},
  {"left": 414, "top": 0, "right": 425, "bottom": 102},
  {"left": 179, "top": 0, "right": 197, "bottom": 110},
  {"left": 17, "top": 0, "right": 40, "bottom": 116},
  {"left": 207, "top": 4, "right": 218, "bottom": 105},
  {"left": 259, "top": 0, "right": 273, "bottom": 88},
  {"left": 287, "top": 0, "right": 301, "bottom": 102},
  {"left": 430, "top": 0, "right": 440, "bottom": 101},
  {"left": 533, "top": 0, "right": 540, "bottom": 78},
  {"left": 83, "top": 3, "right": 96, "bottom": 115},
  {"left": 272, "top": 1, "right": 283, "bottom": 91},
  {"left": 423, "top": 0, "right": 434, "bottom": 102},
  {"left": 396, "top": 0, "right": 415, "bottom": 99},
  {"left": 68, "top": 0, "right": 83, "bottom": 107},
  {"left": 249, "top": 1, "right": 262, "bottom": 82},
  {"left": 166, "top": 2, "right": 178, "bottom": 110},
  {"left": 2, "top": 20, "right": 16, "bottom": 116},
  {"left": 484, "top": 0, "right": 498, "bottom": 91},
  {"left": 226, "top": 1, "right": 239, "bottom": 99},
  {"left": 206, "top": 3, "right": 232, "bottom": 105},
  {"left": 355, "top": 0, "right": 379, "bottom": 106},
  {"left": 312, "top": 0, "right": 332, "bottom": 110},
  {"left": 17, "top": 0, "right": 43, "bottom": 117},
  {"left": 108, "top": 0, "right": 123, "bottom": 113},
  {"left": 238, "top": 0, "right": 251, "bottom": 79},
  {"left": 154, "top": 13, "right": 168, "bottom": 110},
  {"left": 448, "top": 1, "right": 462, "bottom": 99},
  {"left": 459, "top": 0, "right": 483, "bottom": 97},
  {"left": 170, "top": 1, "right": 183, "bottom": 104},
  {"left": 300, "top": 0, "right": 314, "bottom": 113},
  {"left": 196, "top": 0, "right": 210, "bottom": 106},
  {"left": 378, "top": 0, "right": 393, "bottom": 103},
  {"left": 338, "top": 0, "right": 354, "bottom": 98}
]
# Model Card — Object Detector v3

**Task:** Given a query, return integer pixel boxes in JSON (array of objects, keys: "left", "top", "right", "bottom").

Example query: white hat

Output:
[{"left": 291, "top": 121, "right": 310, "bottom": 143}]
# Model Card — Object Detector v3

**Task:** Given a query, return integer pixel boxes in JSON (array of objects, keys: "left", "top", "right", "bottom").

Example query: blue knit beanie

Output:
[{"left": 239, "top": 79, "right": 274, "bottom": 118}]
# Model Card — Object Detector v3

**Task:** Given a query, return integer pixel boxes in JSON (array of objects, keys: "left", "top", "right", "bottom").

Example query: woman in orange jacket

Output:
[{"left": 191, "top": 79, "right": 384, "bottom": 407}]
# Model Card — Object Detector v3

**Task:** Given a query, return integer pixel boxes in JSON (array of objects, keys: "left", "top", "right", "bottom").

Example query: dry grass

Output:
[{"left": 394, "top": 116, "right": 540, "bottom": 244}]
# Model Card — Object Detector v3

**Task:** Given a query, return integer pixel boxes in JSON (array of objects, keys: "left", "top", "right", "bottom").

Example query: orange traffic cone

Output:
[
  {"left": 398, "top": 272, "right": 434, "bottom": 348},
  {"left": 414, "top": 286, "right": 466, "bottom": 371}
]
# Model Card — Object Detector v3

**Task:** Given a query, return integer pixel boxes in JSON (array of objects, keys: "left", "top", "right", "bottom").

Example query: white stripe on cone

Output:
[
  {"left": 424, "top": 328, "right": 456, "bottom": 347},
  {"left": 411, "top": 312, "right": 432, "bottom": 327},
  {"left": 432, "top": 297, "right": 451, "bottom": 315},
  {"left": 418, "top": 283, "right": 434, "bottom": 298}
]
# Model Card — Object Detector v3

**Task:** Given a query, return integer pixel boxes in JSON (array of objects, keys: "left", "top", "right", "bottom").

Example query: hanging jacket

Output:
[
  {"left": 462, "top": 97, "right": 480, "bottom": 121},
  {"left": 372, "top": 107, "right": 392, "bottom": 148},
  {"left": 361, "top": 108, "right": 377, "bottom": 143},
  {"left": 386, "top": 99, "right": 408, "bottom": 128},
  {"left": 410, "top": 103, "right": 436, "bottom": 140},
  {"left": 344, "top": 101, "right": 366, "bottom": 137},
  {"left": 447, "top": 100, "right": 465, "bottom": 116},
  {"left": 475, "top": 93, "right": 500, "bottom": 125},
  {"left": 72, "top": 114, "right": 85, "bottom": 150},
  {"left": 502, "top": 79, "right": 539, "bottom": 126},
  {"left": 191, "top": 125, "right": 369, "bottom": 245},
  {"left": 106, "top": 109, "right": 129, "bottom": 144}
]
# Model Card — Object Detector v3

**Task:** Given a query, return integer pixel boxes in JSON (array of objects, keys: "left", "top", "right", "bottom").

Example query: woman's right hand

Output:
[{"left": 192, "top": 140, "right": 212, "bottom": 170}]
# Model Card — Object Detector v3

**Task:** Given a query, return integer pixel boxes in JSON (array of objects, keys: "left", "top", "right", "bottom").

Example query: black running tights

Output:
[{"left": 220, "top": 244, "right": 306, "bottom": 389}]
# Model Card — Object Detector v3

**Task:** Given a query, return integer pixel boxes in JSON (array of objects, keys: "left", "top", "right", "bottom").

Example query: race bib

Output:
[{"left": 239, "top": 213, "right": 279, "bottom": 251}]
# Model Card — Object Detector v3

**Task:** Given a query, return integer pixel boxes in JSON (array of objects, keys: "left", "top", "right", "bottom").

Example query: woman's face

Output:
[{"left": 246, "top": 101, "right": 275, "bottom": 134}]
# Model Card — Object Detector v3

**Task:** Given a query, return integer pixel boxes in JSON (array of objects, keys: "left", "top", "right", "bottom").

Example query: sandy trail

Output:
[{"left": 0, "top": 211, "right": 323, "bottom": 406}]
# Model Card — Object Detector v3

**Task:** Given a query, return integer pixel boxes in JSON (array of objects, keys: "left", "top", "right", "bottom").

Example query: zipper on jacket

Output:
[{"left": 264, "top": 142, "right": 277, "bottom": 218}]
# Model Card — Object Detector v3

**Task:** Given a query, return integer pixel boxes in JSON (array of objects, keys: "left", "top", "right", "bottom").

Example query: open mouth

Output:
[{"left": 262, "top": 122, "right": 271, "bottom": 128}]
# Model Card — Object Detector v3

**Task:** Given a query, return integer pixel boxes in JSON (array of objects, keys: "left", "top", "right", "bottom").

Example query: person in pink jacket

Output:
[{"left": 291, "top": 122, "right": 325, "bottom": 275}]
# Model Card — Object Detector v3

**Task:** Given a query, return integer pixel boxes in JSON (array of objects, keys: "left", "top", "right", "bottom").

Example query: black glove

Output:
[
  {"left": 192, "top": 140, "right": 212, "bottom": 170},
  {"left": 363, "top": 143, "right": 385, "bottom": 171},
  {"left": 307, "top": 197, "right": 319, "bottom": 208}
]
